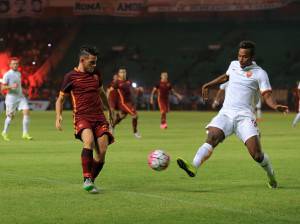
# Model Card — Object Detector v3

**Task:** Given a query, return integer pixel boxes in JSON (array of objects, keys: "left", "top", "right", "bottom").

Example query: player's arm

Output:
[
  {"left": 202, "top": 74, "right": 229, "bottom": 101},
  {"left": 150, "top": 87, "right": 157, "bottom": 105},
  {"left": 212, "top": 89, "right": 225, "bottom": 109},
  {"left": 55, "top": 93, "right": 65, "bottom": 131},
  {"left": 1, "top": 83, "right": 18, "bottom": 91},
  {"left": 263, "top": 91, "right": 289, "bottom": 113},
  {"left": 106, "top": 86, "right": 113, "bottom": 98},
  {"left": 100, "top": 86, "right": 113, "bottom": 125},
  {"left": 171, "top": 88, "right": 183, "bottom": 101}
]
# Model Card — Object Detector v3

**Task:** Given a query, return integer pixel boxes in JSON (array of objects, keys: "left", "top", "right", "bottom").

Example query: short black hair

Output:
[
  {"left": 79, "top": 45, "right": 99, "bottom": 58},
  {"left": 239, "top": 40, "right": 256, "bottom": 56}
]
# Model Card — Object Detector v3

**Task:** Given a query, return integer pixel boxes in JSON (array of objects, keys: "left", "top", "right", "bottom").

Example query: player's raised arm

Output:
[
  {"left": 55, "top": 93, "right": 65, "bottom": 131},
  {"left": 262, "top": 91, "right": 289, "bottom": 113},
  {"left": 202, "top": 74, "right": 228, "bottom": 101},
  {"left": 171, "top": 88, "right": 183, "bottom": 101},
  {"left": 150, "top": 87, "right": 157, "bottom": 105},
  {"left": 106, "top": 86, "right": 113, "bottom": 98},
  {"left": 212, "top": 89, "right": 225, "bottom": 109}
]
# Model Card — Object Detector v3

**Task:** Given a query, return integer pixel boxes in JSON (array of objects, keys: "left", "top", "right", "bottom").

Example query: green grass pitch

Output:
[{"left": 0, "top": 111, "right": 299, "bottom": 224}]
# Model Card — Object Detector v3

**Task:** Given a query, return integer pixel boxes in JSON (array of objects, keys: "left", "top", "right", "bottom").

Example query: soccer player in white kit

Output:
[
  {"left": 212, "top": 81, "right": 263, "bottom": 121},
  {"left": 292, "top": 81, "right": 300, "bottom": 127},
  {"left": 1, "top": 58, "right": 33, "bottom": 141},
  {"left": 177, "top": 41, "right": 288, "bottom": 188}
]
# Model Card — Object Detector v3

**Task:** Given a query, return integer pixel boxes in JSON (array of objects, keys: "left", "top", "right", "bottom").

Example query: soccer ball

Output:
[{"left": 148, "top": 149, "right": 170, "bottom": 171}]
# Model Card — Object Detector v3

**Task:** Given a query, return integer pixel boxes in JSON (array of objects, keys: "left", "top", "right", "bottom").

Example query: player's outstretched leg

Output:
[
  {"left": 260, "top": 154, "right": 277, "bottom": 189},
  {"left": 177, "top": 142, "right": 213, "bottom": 177},
  {"left": 160, "top": 113, "right": 167, "bottom": 129},
  {"left": 245, "top": 136, "right": 277, "bottom": 188},
  {"left": 177, "top": 158, "right": 197, "bottom": 177},
  {"left": 177, "top": 127, "right": 223, "bottom": 178},
  {"left": 22, "top": 110, "right": 33, "bottom": 140},
  {"left": 292, "top": 113, "right": 300, "bottom": 127},
  {"left": 132, "top": 115, "right": 141, "bottom": 138},
  {"left": 2, "top": 115, "right": 12, "bottom": 141}
]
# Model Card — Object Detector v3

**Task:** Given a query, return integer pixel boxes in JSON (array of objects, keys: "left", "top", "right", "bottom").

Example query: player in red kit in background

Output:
[
  {"left": 55, "top": 46, "right": 114, "bottom": 194},
  {"left": 112, "top": 68, "right": 141, "bottom": 139},
  {"left": 150, "top": 72, "right": 182, "bottom": 129},
  {"left": 106, "top": 74, "right": 119, "bottom": 121}
]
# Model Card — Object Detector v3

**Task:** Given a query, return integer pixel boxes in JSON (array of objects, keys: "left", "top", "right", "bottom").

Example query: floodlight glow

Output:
[{"left": 132, "top": 82, "right": 137, "bottom": 88}]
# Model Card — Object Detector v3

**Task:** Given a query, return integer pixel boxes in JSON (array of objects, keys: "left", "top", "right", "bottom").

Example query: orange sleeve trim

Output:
[
  {"left": 261, "top": 89, "right": 272, "bottom": 96},
  {"left": 70, "top": 91, "right": 77, "bottom": 113}
]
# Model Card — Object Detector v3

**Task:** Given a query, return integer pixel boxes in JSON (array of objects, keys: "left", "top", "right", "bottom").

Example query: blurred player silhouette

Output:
[
  {"left": 106, "top": 74, "right": 118, "bottom": 122},
  {"left": 1, "top": 58, "right": 33, "bottom": 141},
  {"left": 55, "top": 46, "right": 114, "bottom": 193},
  {"left": 112, "top": 68, "right": 141, "bottom": 138},
  {"left": 292, "top": 81, "right": 300, "bottom": 127},
  {"left": 150, "top": 72, "right": 182, "bottom": 129},
  {"left": 177, "top": 41, "right": 288, "bottom": 188}
]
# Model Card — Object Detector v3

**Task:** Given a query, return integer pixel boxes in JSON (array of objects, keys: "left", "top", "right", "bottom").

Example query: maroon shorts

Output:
[
  {"left": 108, "top": 90, "right": 119, "bottom": 110},
  {"left": 158, "top": 97, "right": 169, "bottom": 114},
  {"left": 118, "top": 101, "right": 137, "bottom": 116},
  {"left": 74, "top": 117, "right": 114, "bottom": 144}
]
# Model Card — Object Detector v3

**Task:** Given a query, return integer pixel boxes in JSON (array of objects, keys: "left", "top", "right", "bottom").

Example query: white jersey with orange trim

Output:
[
  {"left": 220, "top": 60, "right": 271, "bottom": 117},
  {"left": 2, "top": 69, "right": 24, "bottom": 104}
]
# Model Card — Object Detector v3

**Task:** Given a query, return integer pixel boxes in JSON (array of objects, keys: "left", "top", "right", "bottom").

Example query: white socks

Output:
[
  {"left": 3, "top": 116, "right": 12, "bottom": 133},
  {"left": 192, "top": 143, "right": 213, "bottom": 168},
  {"left": 259, "top": 153, "right": 274, "bottom": 177},
  {"left": 23, "top": 115, "right": 30, "bottom": 134},
  {"left": 292, "top": 113, "right": 300, "bottom": 127}
]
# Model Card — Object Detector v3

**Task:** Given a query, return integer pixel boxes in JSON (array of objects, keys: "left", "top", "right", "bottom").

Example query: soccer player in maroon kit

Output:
[
  {"left": 55, "top": 46, "right": 114, "bottom": 193},
  {"left": 150, "top": 72, "right": 182, "bottom": 129},
  {"left": 113, "top": 68, "right": 141, "bottom": 138},
  {"left": 106, "top": 74, "right": 119, "bottom": 121}
]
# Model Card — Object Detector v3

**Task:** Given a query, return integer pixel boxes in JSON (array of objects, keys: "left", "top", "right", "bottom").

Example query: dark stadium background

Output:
[{"left": 1, "top": 0, "right": 299, "bottom": 111}]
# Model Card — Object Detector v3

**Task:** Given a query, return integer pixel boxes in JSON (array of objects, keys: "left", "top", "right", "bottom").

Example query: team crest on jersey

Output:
[{"left": 246, "top": 71, "right": 253, "bottom": 78}]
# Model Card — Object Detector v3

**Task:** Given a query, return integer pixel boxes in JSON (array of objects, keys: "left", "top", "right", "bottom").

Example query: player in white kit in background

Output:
[
  {"left": 1, "top": 58, "right": 33, "bottom": 141},
  {"left": 292, "top": 81, "right": 300, "bottom": 127},
  {"left": 177, "top": 40, "right": 288, "bottom": 188}
]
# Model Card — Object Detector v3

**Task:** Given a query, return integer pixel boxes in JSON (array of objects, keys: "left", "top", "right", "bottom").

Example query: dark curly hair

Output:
[{"left": 239, "top": 40, "right": 256, "bottom": 56}]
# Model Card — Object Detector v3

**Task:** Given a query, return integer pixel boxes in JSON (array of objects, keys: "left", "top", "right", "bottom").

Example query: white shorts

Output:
[
  {"left": 206, "top": 112, "right": 259, "bottom": 143},
  {"left": 5, "top": 97, "right": 29, "bottom": 116}
]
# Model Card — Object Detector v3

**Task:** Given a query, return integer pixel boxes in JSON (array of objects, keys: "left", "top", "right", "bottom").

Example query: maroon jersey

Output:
[
  {"left": 114, "top": 79, "right": 132, "bottom": 102},
  {"left": 107, "top": 80, "right": 119, "bottom": 109},
  {"left": 60, "top": 68, "right": 104, "bottom": 120},
  {"left": 156, "top": 81, "right": 172, "bottom": 101}
]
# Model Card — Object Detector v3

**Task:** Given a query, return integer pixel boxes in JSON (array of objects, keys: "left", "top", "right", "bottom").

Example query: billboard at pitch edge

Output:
[
  {"left": 147, "top": 0, "right": 294, "bottom": 12},
  {"left": 73, "top": 0, "right": 145, "bottom": 16}
]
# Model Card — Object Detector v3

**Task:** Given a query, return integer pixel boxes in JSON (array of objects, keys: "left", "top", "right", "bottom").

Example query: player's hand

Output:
[
  {"left": 202, "top": 85, "right": 209, "bottom": 101},
  {"left": 212, "top": 100, "right": 219, "bottom": 109},
  {"left": 150, "top": 98, "right": 154, "bottom": 105},
  {"left": 275, "top": 105, "right": 289, "bottom": 114},
  {"left": 56, "top": 115, "right": 63, "bottom": 131},
  {"left": 177, "top": 94, "right": 183, "bottom": 101}
]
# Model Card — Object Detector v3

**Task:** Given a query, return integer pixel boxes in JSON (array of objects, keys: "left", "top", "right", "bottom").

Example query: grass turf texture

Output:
[{"left": 0, "top": 111, "right": 299, "bottom": 224}]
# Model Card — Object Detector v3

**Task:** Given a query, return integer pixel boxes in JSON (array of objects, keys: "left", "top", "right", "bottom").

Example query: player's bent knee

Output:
[
  {"left": 206, "top": 130, "right": 224, "bottom": 147},
  {"left": 252, "top": 151, "right": 264, "bottom": 162}
]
